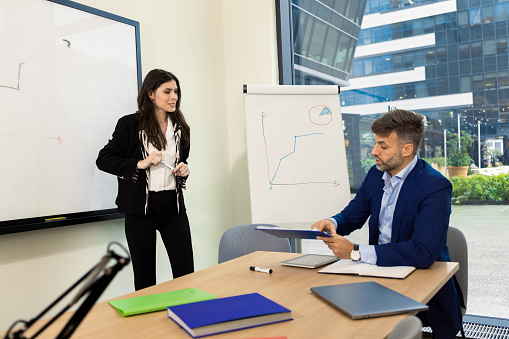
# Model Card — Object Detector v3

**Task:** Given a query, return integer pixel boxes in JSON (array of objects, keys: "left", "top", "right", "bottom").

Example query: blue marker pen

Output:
[{"left": 160, "top": 160, "right": 175, "bottom": 171}]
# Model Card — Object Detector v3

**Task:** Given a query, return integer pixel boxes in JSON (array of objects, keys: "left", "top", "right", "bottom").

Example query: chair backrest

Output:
[
  {"left": 387, "top": 315, "right": 423, "bottom": 339},
  {"left": 218, "top": 224, "right": 291, "bottom": 264},
  {"left": 447, "top": 226, "right": 468, "bottom": 316}
]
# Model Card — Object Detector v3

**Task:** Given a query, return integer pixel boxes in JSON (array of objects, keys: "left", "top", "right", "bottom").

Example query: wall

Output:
[
  {"left": 0, "top": 0, "right": 277, "bottom": 331},
  {"left": 221, "top": 0, "right": 279, "bottom": 224}
]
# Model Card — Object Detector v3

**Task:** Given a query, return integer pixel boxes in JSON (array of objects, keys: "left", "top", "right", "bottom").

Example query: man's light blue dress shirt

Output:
[{"left": 329, "top": 156, "right": 418, "bottom": 264}]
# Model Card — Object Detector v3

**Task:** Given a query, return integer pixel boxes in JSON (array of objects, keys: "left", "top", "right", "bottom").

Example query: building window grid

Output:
[
  {"left": 288, "top": 0, "right": 509, "bottom": 178},
  {"left": 345, "top": 3, "right": 509, "bottom": 107},
  {"left": 358, "top": 2, "right": 509, "bottom": 47},
  {"left": 364, "top": 0, "right": 443, "bottom": 15}
]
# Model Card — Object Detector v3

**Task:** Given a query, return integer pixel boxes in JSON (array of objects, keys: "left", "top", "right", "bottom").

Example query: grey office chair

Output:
[
  {"left": 218, "top": 224, "right": 291, "bottom": 264},
  {"left": 388, "top": 315, "right": 423, "bottom": 339},
  {"left": 447, "top": 226, "right": 468, "bottom": 316},
  {"left": 423, "top": 227, "right": 468, "bottom": 338}
]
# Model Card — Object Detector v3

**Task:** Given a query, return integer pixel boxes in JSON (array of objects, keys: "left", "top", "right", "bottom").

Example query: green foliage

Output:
[
  {"left": 433, "top": 157, "right": 445, "bottom": 168},
  {"left": 422, "top": 157, "right": 446, "bottom": 168},
  {"left": 447, "top": 131, "right": 474, "bottom": 167},
  {"left": 450, "top": 173, "right": 509, "bottom": 203},
  {"left": 421, "top": 157, "right": 433, "bottom": 165},
  {"left": 361, "top": 157, "right": 376, "bottom": 174}
]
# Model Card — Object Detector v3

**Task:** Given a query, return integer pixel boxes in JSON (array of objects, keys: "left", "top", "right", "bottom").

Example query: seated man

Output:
[{"left": 312, "top": 109, "right": 463, "bottom": 339}]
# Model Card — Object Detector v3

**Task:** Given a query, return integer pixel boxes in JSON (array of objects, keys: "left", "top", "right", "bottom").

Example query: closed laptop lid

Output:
[{"left": 310, "top": 281, "right": 428, "bottom": 320}]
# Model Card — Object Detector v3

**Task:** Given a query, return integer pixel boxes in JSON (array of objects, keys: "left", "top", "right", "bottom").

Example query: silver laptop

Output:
[{"left": 310, "top": 281, "right": 428, "bottom": 319}]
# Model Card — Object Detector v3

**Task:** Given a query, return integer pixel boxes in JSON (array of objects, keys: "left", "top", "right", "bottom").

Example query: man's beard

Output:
[{"left": 375, "top": 150, "right": 404, "bottom": 173}]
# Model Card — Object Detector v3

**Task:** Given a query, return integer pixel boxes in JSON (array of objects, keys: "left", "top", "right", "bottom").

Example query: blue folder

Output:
[
  {"left": 167, "top": 293, "right": 292, "bottom": 338},
  {"left": 255, "top": 226, "right": 332, "bottom": 239}
]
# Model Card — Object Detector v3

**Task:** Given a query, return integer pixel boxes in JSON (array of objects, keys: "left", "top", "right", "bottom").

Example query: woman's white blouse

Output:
[{"left": 148, "top": 117, "right": 176, "bottom": 191}]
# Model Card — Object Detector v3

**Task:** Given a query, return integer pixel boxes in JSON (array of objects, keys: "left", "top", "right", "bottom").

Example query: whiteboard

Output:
[
  {"left": 0, "top": 0, "right": 140, "bottom": 232},
  {"left": 244, "top": 85, "right": 350, "bottom": 224}
]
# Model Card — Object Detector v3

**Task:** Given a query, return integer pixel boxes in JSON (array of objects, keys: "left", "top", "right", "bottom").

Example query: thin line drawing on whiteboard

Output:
[
  {"left": 270, "top": 132, "right": 323, "bottom": 183},
  {"left": 0, "top": 133, "right": 62, "bottom": 144},
  {"left": 0, "top": 39, "right": 71, "bottom": 91},
  {"left": 261, "top": 111, "right": 340, "bottom": 189}
]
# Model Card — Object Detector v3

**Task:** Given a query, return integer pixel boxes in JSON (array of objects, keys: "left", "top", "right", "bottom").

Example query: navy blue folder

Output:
[
  {"left": 255, "top": 226, "right": 332, "bottom": 239},
  {"left": 167, "top": 293, "right": 292, "bottom": 338}
]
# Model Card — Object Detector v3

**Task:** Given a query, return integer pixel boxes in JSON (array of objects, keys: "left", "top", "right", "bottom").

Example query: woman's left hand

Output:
[{"left": 174, "top": 162, "right": 190, "bottom": 177}]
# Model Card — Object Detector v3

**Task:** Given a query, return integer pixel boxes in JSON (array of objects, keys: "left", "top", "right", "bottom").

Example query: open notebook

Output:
[{"left": 318, "top": 259, "right": 415, "bottom": 279}]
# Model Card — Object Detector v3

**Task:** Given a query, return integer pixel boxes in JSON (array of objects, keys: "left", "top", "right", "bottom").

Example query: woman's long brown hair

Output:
[{"left": 136, "top": 69, "right": 190, "bottom": 150}]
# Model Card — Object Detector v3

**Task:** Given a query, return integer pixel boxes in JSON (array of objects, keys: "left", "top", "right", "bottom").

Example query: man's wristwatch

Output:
[{"left": 350, "top": 244, "right": 361, "bottom": 262}]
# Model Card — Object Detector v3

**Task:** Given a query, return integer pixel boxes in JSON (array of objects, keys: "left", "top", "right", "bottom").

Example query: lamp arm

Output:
[{"left": 4, "top": 242, "right": 130, "bottom": 339}]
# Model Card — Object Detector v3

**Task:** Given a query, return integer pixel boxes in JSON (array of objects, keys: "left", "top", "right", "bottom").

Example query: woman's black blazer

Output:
[{"left": 96, "top": 113, "right": 189, "bottom": 215}]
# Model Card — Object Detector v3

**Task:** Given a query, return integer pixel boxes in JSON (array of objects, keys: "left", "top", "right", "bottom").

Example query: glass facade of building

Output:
[
  {"left": 282, "top": 0, "right": 509, "bottom": 321},
  {"left": 290, "top": 0, "right": 509, "bottom": 190},
  {"left": 341, "top": 0, "right": 509, "bottom": 189},
  {"left": 291, "top": 0, "right": 367, "bottom": 86}
]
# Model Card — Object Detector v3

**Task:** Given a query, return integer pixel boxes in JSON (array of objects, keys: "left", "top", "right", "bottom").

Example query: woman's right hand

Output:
[{"left": 137, "top": 151, "right": 163, "bottom": 170}]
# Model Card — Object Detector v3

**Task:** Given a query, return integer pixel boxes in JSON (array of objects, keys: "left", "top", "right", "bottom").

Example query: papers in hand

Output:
[{"left": 318, "top": 260, "right": 416, "bottom": 279}]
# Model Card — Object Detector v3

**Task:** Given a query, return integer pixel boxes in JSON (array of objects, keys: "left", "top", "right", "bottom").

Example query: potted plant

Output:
[
  {"left": 432, "top": 156, "right": 446, "bottom": 176},
  {"left": 446, "top": 131, "right": 474, "bottom": 177},
  {"left": 422, "top": 157, "right": 447, "bottom": 176}
]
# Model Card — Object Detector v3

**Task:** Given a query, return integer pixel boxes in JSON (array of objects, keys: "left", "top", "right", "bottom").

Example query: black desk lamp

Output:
[{"left": 4, "top": 242, "right": 130, "bottom": 339}]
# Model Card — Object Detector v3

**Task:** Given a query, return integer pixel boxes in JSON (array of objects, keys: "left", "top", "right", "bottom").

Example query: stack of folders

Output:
[{"left": 167, "top": 293, "right": 293, "bottom": 338}]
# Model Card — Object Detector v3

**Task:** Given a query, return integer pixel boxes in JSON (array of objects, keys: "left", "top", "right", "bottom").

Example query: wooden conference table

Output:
[{"left": 17, "top": 251, "right": 458, "bottom": 339}]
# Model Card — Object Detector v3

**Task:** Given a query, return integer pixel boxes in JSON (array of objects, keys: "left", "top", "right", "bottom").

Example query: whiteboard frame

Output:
[{"left": 0, "top": 0, "right": 141, "bottom": 235}]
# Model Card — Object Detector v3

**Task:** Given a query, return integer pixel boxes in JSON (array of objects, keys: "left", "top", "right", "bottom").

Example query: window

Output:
[
  {"left": 459, "top": 43, "right": 471, "bottom": 59},
  {"left": 485, "top": 72, "right": 497, "bottom": 90},
  {"left": 461, "top": 75, "right": 472, "bottom": 92},
  {"left": 308, "top": 20, "right": 327, "bottom": 61},
  {"left": 470, "top": 7, "right": 482, "bottom": 26},
  {"left": 372, "top": 26, "right": 381, "bottom": 43},
  {"left": 381, "top": 24, "right": 391, "bottom": 41},
  {"left": 353, "top": 59, "right": 364, "bottom": 76},
  {"left": 358, "top": 28, "right": 370, "bottom": 46},
  {"left": 448, "top": 61, "right": 459, "bottom": 77},
  {"left": 496, "top": 37, "right": 508, "bottom": 54},
  {"left": 383, "top": 54, "right": 393, "bottom": 72},
  {"left": 447, "top": 30, "right": 458, "bottom": 45},
  {"left": 277, "top": 1, "right": 509, "bottom": 320},
  {"left": 322, "top": 28, "right": 340, "bottom": 67},
  {"left": 372, "top": 56, "right": 382, "bottom": 73},
  {"left": 458, "top": 10, "right": 469, "bottom": 27},
  {"left": 483, "top": 39, "right": 496, "bottom": 55},
  {"left": 482, "top": 5, "right": 495, "bottom": 24},
  {"left": 471, "top": 41, "right": 483, "bottom": 58}
]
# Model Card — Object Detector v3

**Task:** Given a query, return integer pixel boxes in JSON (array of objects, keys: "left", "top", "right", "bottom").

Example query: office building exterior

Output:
[
  {"left": 290, "top": 0, "right": 367, "bottom": 87},
  {"left": 290, "top": 0, "right": 509, "bottom": 189},
  {"left": 342, "top": 0, "right": 509, "bottom": 188}
]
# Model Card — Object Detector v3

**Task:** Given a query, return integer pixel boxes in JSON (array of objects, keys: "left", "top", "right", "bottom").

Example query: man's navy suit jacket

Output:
[{"left": 332, "top": 159, "right": 462, "bottom": 339}]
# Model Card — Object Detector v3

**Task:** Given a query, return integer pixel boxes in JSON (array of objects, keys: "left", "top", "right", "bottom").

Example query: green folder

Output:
[{"left": 108, "top": 288, "right": 217, "bottom": 317}]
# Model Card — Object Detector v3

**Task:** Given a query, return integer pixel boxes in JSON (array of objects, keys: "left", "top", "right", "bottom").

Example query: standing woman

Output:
[{"left": 97, "top": 69, "right": 194, "bottom": 290}]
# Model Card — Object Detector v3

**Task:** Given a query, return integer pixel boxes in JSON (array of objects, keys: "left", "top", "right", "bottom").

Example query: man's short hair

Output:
[{"left": 371, "top": 109, "right": 426, "bottom": 156}]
